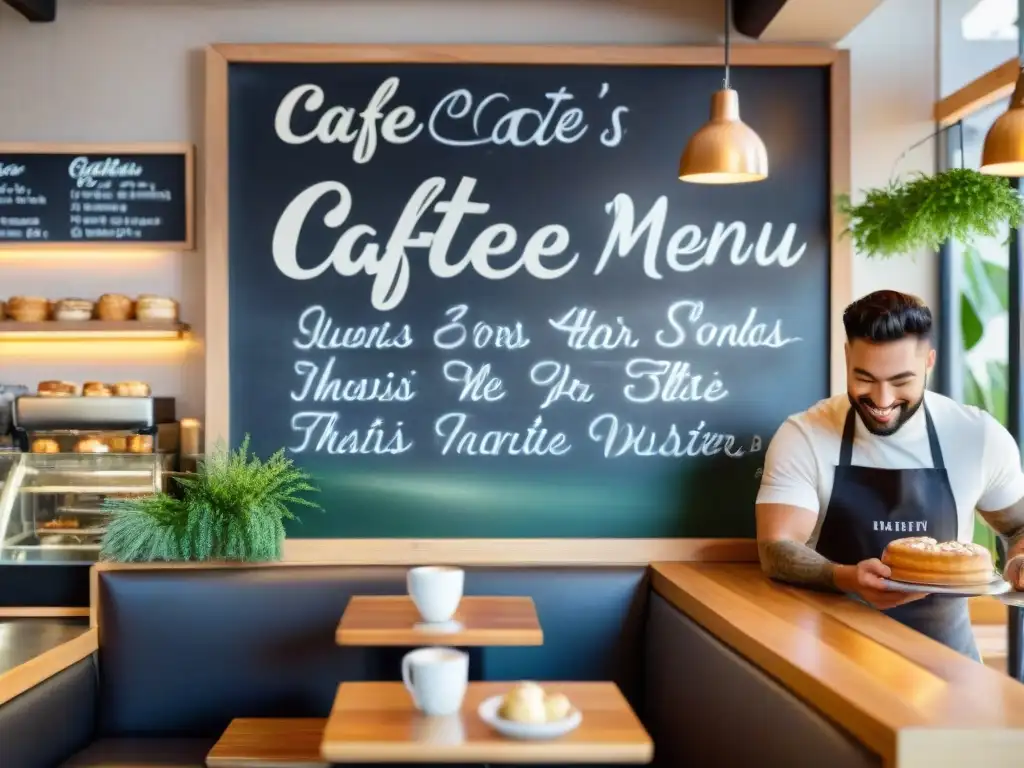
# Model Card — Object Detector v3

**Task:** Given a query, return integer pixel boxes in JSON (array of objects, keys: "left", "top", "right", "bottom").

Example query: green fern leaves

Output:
[
  {"left": 837, "top": 169, "right": 1024, "bottom": 258},
  {"left": 100, "top": 436, "right": 320, "bottom": 563}
]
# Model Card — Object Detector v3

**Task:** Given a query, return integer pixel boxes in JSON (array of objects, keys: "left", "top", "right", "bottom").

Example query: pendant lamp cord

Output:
[{"left": 723, "top": 0, "right": 732, "bottom": 89}]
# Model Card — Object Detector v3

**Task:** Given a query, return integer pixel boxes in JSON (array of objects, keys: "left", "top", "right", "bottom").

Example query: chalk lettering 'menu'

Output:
[{"left": 593, "top": 193, "right": 808, "bottom": 278}]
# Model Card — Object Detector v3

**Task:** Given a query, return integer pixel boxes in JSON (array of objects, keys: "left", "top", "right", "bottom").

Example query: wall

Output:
[{"left": 0, "top": 0, "right": 937, "bottom": 422}]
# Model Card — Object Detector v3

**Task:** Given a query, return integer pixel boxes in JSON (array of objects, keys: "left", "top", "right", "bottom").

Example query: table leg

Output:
[{"left": 1009, "top": 606, "right": 1024, "bottom": 681}]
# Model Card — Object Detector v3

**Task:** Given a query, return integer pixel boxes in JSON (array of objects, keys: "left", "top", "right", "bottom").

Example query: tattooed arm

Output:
[
  {"left": 978, "top": 502, "right": 1024, "bottom": 588},
  {"left": 756, "top": 504, "right": 840, "bottom": 592},
  {"left": 976, "top": 413, "right": 1024, "bottom": 588}
]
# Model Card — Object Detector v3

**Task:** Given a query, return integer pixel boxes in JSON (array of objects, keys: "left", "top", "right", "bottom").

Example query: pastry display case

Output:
[
  {"left": 0, "top": 451, "right": 163, "bottom": 563},
  {"left": 0, "top": 394, "right": 165, "bottom": 564}
]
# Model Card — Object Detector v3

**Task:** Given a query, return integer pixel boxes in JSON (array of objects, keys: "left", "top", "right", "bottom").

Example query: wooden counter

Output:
[
  {"left": 0, "top": 618, "right": 95, "bottom": 706},
  {"left": 651, "top": 562, "right": 1024, "bottom": 768}
]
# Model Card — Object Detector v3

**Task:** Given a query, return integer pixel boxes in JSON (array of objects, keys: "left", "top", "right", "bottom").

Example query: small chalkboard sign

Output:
[
  {"left": 219, "top": 49, "right": 840, "bottom": 540},
  {"left": 0, "top": 144, "right": 194, "bottom": 250}
]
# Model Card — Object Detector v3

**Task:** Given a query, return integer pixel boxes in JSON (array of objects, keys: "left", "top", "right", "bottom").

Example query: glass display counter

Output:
[{"left": 0, "top": 452, "right": 163, "bottom": 563}]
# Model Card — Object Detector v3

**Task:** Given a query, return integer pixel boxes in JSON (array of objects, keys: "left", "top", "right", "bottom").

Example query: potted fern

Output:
[
  {"left": 838, "top": 168, "right": 1024, "bottom": 258},
  {"left": 100, "top": 437, "right": 320, "bottom": 563}
]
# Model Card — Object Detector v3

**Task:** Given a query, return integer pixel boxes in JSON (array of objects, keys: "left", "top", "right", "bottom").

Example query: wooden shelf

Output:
[{"left": 0, "top": 320, "right": 188, "bottom": 341}]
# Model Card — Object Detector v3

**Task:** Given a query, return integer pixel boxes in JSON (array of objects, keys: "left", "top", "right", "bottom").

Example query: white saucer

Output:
[
  {"left": 881, "top": 574, "right": 1011, "bottom": 597},
  {"left": 477, "top": 695, "right": 582, "bottom": 740},
  {"left": 413, "top": 620, "right": 464, "bottom": 634}
]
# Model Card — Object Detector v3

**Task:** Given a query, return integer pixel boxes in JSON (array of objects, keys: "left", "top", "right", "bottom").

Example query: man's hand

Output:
[
  {"left": 834, "top": 559, "right": 927, "bottom": 610},
  {"left": 1004, "top": 555, "right": 1024, "bottom": 590}
]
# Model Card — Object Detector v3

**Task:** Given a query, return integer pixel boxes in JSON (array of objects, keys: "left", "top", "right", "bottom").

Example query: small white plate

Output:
[
  {"left": 881, "top": 574, "right": 1011, "bottom": 597},
  {"left": 477, "top": 695, "right": 582, "bottom": 740},
  {"left": 413, "top": 620, "right": 464, "bottom": 634}
]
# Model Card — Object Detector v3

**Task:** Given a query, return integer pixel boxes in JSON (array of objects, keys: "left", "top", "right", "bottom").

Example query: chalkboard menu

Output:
[
  {"left": 226, "top": 59, "right": 832, "bottom": 539},
  {"left": 0, "top": 145, "right": 193, "bottom": 248}
]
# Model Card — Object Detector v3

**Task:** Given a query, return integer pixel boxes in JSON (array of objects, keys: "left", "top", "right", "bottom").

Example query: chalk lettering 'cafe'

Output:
[{"left": 3, "top": 5, "right": 1024, "bottom": 767}]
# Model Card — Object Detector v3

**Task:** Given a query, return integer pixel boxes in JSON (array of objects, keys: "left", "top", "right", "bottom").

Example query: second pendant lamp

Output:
[{"left": 679, "top": 0, "right": 768, "bottom": 184}]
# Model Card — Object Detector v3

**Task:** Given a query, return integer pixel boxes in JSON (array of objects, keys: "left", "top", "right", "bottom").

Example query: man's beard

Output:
[{"left": 848, "top": 391, "right": 925, "bottom": 436}]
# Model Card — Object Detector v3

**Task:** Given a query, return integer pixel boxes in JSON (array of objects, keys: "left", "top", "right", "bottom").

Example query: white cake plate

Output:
[{"left": 880, "top": 574, "right": 1011, "bottom": 597}]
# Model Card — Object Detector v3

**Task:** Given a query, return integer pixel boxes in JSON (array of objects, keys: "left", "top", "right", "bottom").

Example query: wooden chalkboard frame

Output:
[
  {"left": 0, "top": 142, "right": 195, "bottom": 252},
  {"left": 204, "top": 44, "right": 851, "bottom": 565}
]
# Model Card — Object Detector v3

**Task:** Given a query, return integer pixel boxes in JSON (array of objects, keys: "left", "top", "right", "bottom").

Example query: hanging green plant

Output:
[
  {"left": 100, "top": 436, "right": 320, "bottom": 563},
  {"left": 836, "top": 168, "right": 1024, "bottom": 258}
]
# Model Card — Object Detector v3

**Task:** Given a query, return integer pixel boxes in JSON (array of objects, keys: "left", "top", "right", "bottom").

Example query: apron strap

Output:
[
  {"left": 839, "top": 401, "right": 945, "bottom": 469},
  {"left": 839, "top": 406, "right": 856, "bottom": 466},
  {"left": 923, "top": 405, "right": 945, "bottom": 470}
]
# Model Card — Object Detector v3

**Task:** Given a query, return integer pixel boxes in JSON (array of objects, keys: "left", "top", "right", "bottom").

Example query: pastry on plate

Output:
[
  {"left": 882, "top": 537, "right": 995, "bottom": 586},
  {"left": 74, "top": 438, "right": 109, "bottom": 454},
  {"left": 113, "top": 380, "right": 150, "bottom": 397},
  {"left": 498, "top": 682, "right": 574, "bottom": 724},
  {"left": 31, "top": 438, "right": 60, "bottom": 454},
  {"left": 96, "top": 293, "right": 133, "bottom": 321},
  {"left": 37, "top": 380, "right": 79, "bottom": 397},
  {"left": 82, "top": 381, "right": 113, "bottom": 397},
  {"left": 52, "top": 298, "right": 95, "bottom": 321},
  {"left": 6, "top": 296, "right": 49, "bottom": 322},
  {"left": 135, "top": 294, "right": 179, "bottom": 321}
]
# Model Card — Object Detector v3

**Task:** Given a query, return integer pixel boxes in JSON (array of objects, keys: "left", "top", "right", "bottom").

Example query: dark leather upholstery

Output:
[
  {"left": 96, "top": 566, "right": 648, "bottom": 738},
  {"left": 60, "top": 738, "right": 216, "bottom": 767},
  {"left": 644, "top": 593, "right": 881, "bottom": 768},
  {"left": 0, "top": 656, "right": 96, "bottom": 768}
]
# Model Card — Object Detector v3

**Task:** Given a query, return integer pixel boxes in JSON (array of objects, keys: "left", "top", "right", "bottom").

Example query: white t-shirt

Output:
[{"left": 756, "top": 391, "right": 1024, "bottom": 545}]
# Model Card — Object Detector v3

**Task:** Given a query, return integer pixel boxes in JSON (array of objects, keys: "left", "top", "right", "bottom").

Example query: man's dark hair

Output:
[{"left": 842, "top": 290, "right": 932, "bottom": 343}]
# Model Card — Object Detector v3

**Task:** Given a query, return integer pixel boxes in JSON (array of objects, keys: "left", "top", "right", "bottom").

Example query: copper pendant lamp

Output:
[
  {"left": 679, "top": 0, "right": 768, "bottom": 184},
  {"left": 980, "top": 65, "right": 1024, "bottom": 177}
]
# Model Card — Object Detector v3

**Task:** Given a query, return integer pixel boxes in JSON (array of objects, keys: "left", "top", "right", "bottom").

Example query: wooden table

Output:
[
  {"left": 336, "top": 596, "right": 543, "bottom": 646},
  {"left": 320, "top": 681, "right": 653, "bottom": 764},
  {"left": 206, "top": 718, "right": 327, "bottom": 767}
]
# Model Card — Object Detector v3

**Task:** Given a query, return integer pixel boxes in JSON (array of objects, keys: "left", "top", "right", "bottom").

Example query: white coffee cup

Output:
[
  {"left": 407, "top": 565, "right": 464, "bottom": 624},
  {"left": 401, "top": 647, "right": 469, "bottom": 716}
]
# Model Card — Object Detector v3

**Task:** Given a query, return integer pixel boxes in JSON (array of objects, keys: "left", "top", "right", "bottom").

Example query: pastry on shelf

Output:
[
  {"left": 74, "top": 438, "right": 109, "bottom": 454},
  {"left": 96, "top": 293, "right": 134, "bottom": 321},
  {"left": 135, "top": 295, "right": 179, "bottom": 322},
  {"left": 82, "top": 381, "right": 113, "bottom": 397},
  {"left": 52, "top": 298, "right": 95, "bottom": 322},
  {"left": 106, "top": 435, "right": 128, "bottom": 453},
  {"left": 37, "top": 380, "right": 79, "bottom": 397},
  {"left": 881, "top": 537, "right": 995, "bottom": 586},
  {"left": 31, "top": 438, "right": 60, "bottom": 454},
  {"left": 113, "top": 380, "right": 150, "bottom": 397},
  {"left": 128, "top": 434, "right": 153, "bottom": 454},
  {"left": 6, "top": 296, "right": 49, "bottom": 322},
  {"left": 42, "top": 517, "right": 79, "bottom": 529}
]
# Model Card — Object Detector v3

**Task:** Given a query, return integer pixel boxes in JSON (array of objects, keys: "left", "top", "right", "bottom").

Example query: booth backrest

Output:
[{"left": 95, "top": 565, "right": 648, "bottom": 737}]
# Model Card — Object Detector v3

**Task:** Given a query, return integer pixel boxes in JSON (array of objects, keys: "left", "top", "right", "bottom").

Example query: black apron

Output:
[{"left": 815, "top": 403, "right": 980, "bottom": 661}]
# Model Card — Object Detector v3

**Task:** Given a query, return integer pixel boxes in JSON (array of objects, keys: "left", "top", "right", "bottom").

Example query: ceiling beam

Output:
[
  {"left": 733, "top": 0, "right": 788, "bottom": 39},
  {"left": 734, "top": 0, "right": 882, "bottom": 43},
  {"left": 2, "top": 0, "right": 56, "bottom": 22}
]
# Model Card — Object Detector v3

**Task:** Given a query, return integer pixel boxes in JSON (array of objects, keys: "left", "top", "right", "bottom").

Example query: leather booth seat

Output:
[{"left": 0, "top": 565, "right": 879, "bottom": 768}]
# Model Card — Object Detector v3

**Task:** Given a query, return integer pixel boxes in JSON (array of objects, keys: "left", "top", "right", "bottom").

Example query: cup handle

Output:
[{"left": 401, "top": 652, "right": 419, "bottom": 707}]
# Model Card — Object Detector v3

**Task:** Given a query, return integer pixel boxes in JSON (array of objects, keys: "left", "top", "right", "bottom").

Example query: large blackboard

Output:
[
  {"left": 227, "top": 59, "right": 832, "bottom": 538},
  {"left": 0, "top": 147, "right": 192, "bottom": 247}
]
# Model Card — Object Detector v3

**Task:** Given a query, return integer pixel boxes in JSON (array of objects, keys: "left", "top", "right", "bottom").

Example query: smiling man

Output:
[{"left": 755, "top": 290, "right": 1024, "bottom": 660}]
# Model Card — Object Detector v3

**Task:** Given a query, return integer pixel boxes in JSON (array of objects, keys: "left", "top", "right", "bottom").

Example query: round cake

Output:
[{"left": 882, "top": 536, "right": 994, "bottom": 586}]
